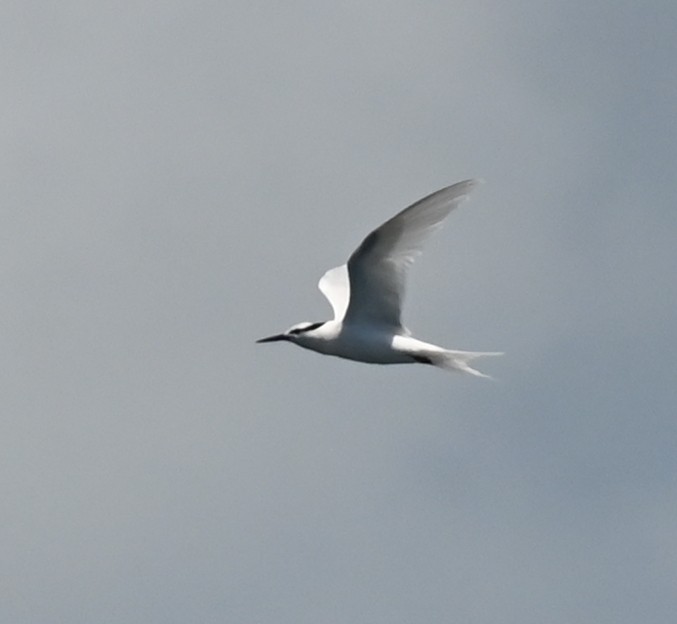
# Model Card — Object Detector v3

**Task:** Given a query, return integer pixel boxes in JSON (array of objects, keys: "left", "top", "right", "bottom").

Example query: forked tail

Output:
[{"left": 429, "top": 349, "right": 503, "bottom": 379}]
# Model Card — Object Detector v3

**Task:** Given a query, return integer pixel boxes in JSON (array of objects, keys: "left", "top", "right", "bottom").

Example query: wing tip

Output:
[
  {"left": 432, "top": 178, "right": 484, "bottom": 204},
  {"left": 456, "top": 178, "right": 485, "bottom": 193}
]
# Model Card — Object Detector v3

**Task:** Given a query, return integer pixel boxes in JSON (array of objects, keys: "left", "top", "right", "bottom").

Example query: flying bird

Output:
[{"left": 257, "top": 179, "right": 501, "bottom": 377}]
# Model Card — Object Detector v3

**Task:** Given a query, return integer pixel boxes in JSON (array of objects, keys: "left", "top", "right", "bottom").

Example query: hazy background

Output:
[{"left": 2, "top": 2, "right": 676, "bottom": 623}]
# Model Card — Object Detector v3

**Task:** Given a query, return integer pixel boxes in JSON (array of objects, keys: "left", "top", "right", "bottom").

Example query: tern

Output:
[{"left": 257, "top": 179, "right": 501, "bottom": 377}]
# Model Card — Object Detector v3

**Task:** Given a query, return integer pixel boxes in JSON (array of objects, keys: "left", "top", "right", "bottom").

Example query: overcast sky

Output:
[{"left": 2, "top": 2, "right": 676, "bottom": 623}]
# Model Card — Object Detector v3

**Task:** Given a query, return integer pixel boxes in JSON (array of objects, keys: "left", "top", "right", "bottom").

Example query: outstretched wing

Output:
[
  {"left": 343, "top": 179, "right": 481, "bottom": 329},
  {"left": 318, "top": 263, "right": 350, "bottom": 320}
]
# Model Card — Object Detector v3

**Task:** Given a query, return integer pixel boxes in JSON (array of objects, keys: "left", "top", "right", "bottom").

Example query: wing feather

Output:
[
  {"left": 343, "top": 179, "right": 481, "bottom": 328},
  {"left": 318, "top": 264, "right": 350, "bottom": 320}
]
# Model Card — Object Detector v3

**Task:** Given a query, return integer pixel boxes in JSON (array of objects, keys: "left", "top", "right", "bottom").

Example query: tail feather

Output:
[{"left": 429, "top": 349, "right": 503, "bottom": 379}]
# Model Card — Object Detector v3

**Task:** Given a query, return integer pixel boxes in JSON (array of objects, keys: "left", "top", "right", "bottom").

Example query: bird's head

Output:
[{"left": 256, "top": 321, "right": 326, "bottom": 345}]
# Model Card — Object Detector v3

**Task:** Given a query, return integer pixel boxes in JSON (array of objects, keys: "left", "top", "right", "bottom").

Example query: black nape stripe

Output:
[{"left": 290, "top": 322, "right": 325, "bottom": 335}]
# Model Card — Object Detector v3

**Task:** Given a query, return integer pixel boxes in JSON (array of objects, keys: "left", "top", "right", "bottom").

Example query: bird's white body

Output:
[
  {"left": 289, "top": 320, "right": 498, "bottom": 375},
  {"left": 257, "top": 179, "right": 501, "bottom": 378},
  {"left": 292, "top": 321, "right": 414, "bottom": 364}
]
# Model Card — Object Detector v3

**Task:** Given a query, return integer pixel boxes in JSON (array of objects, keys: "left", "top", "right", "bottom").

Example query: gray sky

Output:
[{"left": 2, "top": 2, "right": 676, "bottom": 623}]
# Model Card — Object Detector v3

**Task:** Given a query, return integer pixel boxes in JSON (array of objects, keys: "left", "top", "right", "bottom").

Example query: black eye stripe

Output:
[{"left": 290, "top": 322, "right": 325, "bottom": 335}]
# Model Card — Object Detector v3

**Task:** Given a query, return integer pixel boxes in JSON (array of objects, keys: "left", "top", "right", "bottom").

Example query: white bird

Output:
[{"left": 257, "top": 179, "right": 502, "bottom": 377}]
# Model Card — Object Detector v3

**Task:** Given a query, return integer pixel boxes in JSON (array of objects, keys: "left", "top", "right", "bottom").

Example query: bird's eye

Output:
[{"left": 289, "top": 322, "right": 324, "bottom": 336}]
